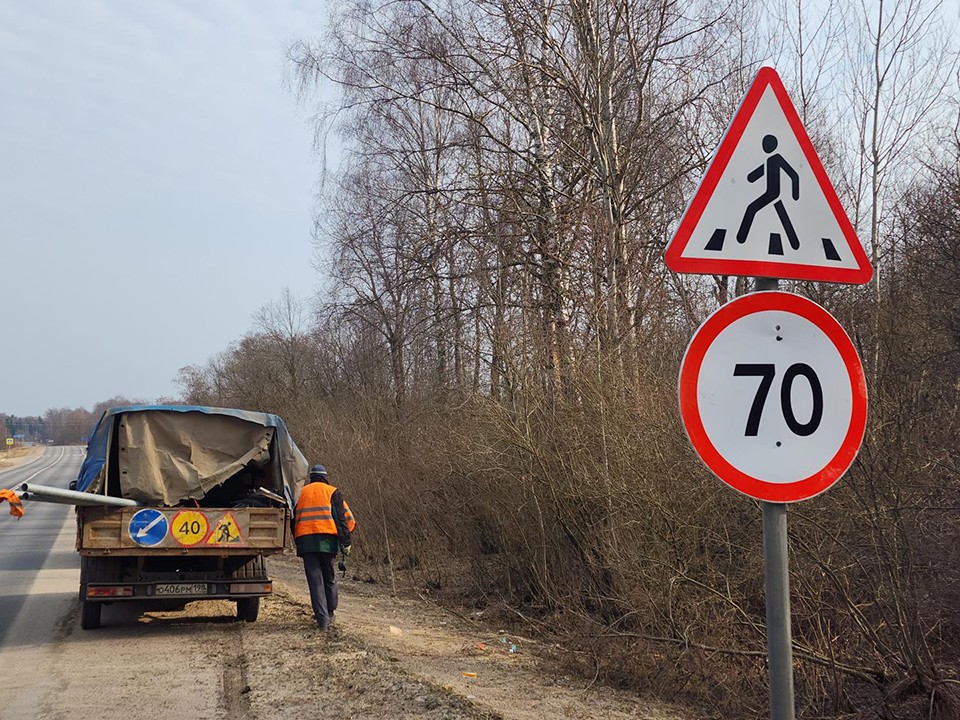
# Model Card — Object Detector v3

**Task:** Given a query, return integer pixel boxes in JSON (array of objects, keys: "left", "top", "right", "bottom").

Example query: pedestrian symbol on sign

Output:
[
  {"left": 706, "top": 133, "right": 806, "bottom": 257},
  {"left": 737, "top": 134, "right": 800, "bottom": 254}
]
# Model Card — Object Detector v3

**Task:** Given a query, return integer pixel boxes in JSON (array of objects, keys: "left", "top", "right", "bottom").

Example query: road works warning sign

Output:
[
  {"left": 665, "top": 67, "right": 872, "bottom": 284},
  {"left": 206, "top": 512, "right": 244, "bottom": 546}
]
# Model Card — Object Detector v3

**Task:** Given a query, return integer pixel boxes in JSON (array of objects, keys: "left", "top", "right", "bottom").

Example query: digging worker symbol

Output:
[
  {"left": 216, "top": 520, "right": 234, "bottom": 543},
  {"left": 736, "top": 134, "right": 801, "bottom": 252}
]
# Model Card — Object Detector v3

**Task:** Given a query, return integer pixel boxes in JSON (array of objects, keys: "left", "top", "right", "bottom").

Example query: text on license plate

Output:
[{"left": 155, "top": 583, "right": 207, "bottom": 596}]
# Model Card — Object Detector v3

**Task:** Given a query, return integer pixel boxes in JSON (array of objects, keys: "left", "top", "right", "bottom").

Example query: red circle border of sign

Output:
[{"left": 679, "top": 291, "right": 868, "bottom": 503}]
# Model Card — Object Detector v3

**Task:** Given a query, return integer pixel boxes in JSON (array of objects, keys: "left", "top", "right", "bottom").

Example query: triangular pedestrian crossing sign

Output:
[{"left": 665, "top": 67, "right": 872, "bottom": 284}]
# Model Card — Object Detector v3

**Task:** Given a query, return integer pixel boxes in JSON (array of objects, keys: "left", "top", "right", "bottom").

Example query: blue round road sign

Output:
[{"left": 128, "top": 508, "right": 168, "bottom": 547}]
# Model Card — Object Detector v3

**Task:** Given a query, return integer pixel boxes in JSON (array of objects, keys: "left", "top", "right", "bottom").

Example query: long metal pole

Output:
[
  {"left": 763, "top": 501, "right": 795, "bottom": 719},
  {"left": 19, "top": 482, "right": 141, "bottom": 507},
  {"left": 754, "top": 276, "right": 795, "bottom": 719}
]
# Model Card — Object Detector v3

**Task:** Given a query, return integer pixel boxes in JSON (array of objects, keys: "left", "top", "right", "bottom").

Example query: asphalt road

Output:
[
  {"left": 0, "top": 446, "right": 233, "bottom": 720},
  {"left": 0, "top": 446, "right": 84, "bottom": 648}
]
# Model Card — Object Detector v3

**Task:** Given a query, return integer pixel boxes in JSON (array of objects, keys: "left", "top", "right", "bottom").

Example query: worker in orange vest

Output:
[{"left": 292, "top": 464, "right": 353, "bottom": 630}]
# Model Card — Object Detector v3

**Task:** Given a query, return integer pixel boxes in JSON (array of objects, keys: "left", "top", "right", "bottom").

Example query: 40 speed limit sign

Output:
[{"left": 679, "top": 291, "right": 867, "bottom": 502}]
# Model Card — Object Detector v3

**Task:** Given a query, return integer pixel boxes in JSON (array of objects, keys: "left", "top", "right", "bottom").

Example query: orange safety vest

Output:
[
  {"left": 294, "top": 482, "right": 340, "bottom": 538},
  {"left": 343, "top": 501, "right": 357, "bottom": 532}
]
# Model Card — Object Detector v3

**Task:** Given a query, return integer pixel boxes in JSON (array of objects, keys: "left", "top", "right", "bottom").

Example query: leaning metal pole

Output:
[
  {"left": 19, "top": 483, "right": 141, "bottom": 507},
  {"left": 754, "top": 276, "right": 796, "bottom": 720}
]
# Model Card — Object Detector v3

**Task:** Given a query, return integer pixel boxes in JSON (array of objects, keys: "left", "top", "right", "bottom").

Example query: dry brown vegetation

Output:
[
  {"left": 0, "top": 445, "right": 42, "bottom": 469},
  {"left": 178, "top": 0, "right": 960, "bottom": 716}
]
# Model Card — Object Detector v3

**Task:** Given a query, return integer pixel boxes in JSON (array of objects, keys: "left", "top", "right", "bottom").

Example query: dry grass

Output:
[{"left": 0, "top": 445, "right": 42, "bottom": 470}]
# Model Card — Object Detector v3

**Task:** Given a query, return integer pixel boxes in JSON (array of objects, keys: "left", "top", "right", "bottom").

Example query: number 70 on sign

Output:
[{"left": 678, "top": 291, "right": 867, "bottom": 503}]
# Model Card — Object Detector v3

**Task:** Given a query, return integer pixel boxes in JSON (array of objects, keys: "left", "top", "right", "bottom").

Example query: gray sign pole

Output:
[
  {"left": 755, "top": 276, "right": 795, "bottom": 720},
  {"left": 763, "top": 501, "right": 795, "bottom": 719}
]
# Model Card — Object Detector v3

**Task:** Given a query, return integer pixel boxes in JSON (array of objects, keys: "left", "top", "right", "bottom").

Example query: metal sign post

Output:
[
  {"left": 755, "top": 276, "right": 795, "bottom": 720},
  {"left": 763, "top": 501, "right": 795, "bottom": 719}
]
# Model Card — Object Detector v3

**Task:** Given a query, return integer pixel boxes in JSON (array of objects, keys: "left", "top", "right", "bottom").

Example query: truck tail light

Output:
[
  {"left": 87, "top": 586, "right": 134, "bottom": 597},
  {"left": 229, "top": 582, "right": 272, "bottom": 594}
]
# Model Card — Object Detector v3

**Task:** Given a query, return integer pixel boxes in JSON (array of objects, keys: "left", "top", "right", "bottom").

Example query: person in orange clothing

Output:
[{"left": 292, "top": 464, "right": 352, "bottom": 630}]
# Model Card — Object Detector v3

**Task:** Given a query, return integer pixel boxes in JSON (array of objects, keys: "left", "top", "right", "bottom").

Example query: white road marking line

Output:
[{"left": 5, "top": 447, "right": 67, "bottom": 492}]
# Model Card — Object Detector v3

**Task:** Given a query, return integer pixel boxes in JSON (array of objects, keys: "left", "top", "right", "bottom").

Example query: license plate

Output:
[{"left": 155, "top": 583, "right": 207, "bottom": 596}]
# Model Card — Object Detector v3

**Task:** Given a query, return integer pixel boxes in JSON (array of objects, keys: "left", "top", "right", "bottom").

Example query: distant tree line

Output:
[
  {"left": 180, "top": 0, "right": 960, "bottom": 716},
  {"left": 1, "top": 397, "right": 145, "bottom": 445},
  {"left": 1, "top": 415, "right": 48, "bottom": 443}
]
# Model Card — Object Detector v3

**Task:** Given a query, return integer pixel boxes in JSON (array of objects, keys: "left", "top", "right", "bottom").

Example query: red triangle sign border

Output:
[{"left": 665, "top": 67, "right": 873, "bottom": 285}]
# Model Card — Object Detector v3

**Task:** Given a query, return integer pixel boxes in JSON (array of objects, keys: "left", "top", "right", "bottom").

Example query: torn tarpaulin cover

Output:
[{"left": 74, "top": 406, "right": 309, "bottom": 509}]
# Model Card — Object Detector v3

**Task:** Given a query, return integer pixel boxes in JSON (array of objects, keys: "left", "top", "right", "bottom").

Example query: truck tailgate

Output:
[{"left": 78, "top": 506, "right": 287, "bottom": 555}]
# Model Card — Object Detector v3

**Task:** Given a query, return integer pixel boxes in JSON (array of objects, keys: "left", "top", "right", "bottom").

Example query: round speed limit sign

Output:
[
  {"left": 679, "top": 291, "right": 867, "bottom": 502},
  {"left": 171, "top": 510, "right": 209, "bottom": 546}
]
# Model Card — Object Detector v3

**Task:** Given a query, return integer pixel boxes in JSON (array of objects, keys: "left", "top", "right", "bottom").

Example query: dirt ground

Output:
[
  {"left": 5, "top": 548, "right": 687, "bottom": 720},
  {"left": 231, "top": 555, "right": 691, "bottom": 720}
]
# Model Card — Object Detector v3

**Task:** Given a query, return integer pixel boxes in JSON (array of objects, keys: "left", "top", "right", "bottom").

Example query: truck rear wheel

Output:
[
  {"left": 80, "top": 600, "right": 102, "bottom": 630},
  {"left": 236, "top": 596, "right": 260, "bottom": 622}
]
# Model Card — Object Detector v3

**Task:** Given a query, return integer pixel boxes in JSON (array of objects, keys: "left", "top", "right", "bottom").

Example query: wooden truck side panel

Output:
[{"left": 77, "top": 506, "right": 288, "bottom": 556}]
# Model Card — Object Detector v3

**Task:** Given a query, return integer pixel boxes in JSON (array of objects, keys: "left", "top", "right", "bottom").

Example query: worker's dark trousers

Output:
[{"left": 302, "top": 552, "right": 338, "bottom": 628}]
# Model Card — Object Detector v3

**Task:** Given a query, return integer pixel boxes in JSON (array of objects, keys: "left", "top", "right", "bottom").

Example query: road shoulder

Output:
[{"left": 266, "top": 555, "right": 689, "bottom": 720}]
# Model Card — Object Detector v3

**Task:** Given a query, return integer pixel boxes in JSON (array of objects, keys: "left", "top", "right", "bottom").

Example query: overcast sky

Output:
[{"left": 0, "top": 0, "right": 334, "bottom": 417}]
